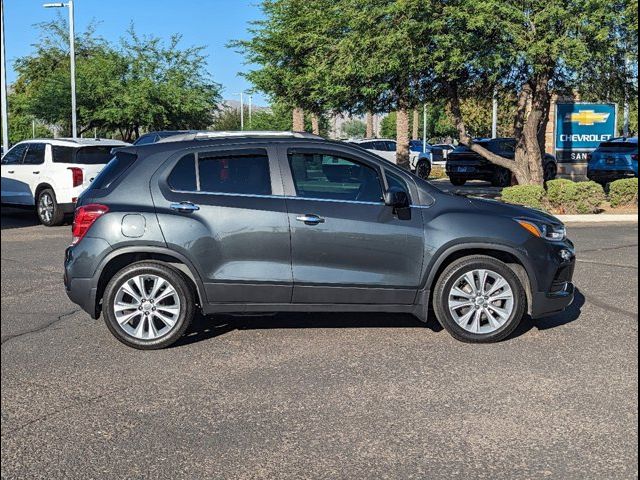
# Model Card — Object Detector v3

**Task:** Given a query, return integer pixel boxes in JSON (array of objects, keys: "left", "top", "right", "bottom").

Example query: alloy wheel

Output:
[
  {"left": 38, "top": 192, "right": 54, "bottom": 224},
  {"left": 113, "top": 274, "right": 182, "bottom": 340},
  {"left": 448, "top": 269, "right": 514, "bottom": 334}
]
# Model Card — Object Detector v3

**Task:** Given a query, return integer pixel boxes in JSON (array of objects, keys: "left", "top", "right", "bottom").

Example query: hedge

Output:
[
  {"left": 501, "top": 180, "right": 607, "bottom": 214},
  {"left": 609, "top": 178, "right": 638, "bottom": 208},
  {"left": 501, "top": 185, "right": 547, "bottom": 210}
]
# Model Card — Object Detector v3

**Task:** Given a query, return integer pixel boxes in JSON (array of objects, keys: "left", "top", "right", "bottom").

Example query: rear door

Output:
[
  {"left": 152, "top": 144, "right": 293, "bottom": 304},
  {"left": 279, "top": 145, "right": 425, "bottom": 304}
]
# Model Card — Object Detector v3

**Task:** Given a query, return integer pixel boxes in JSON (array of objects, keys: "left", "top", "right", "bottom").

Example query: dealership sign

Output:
[{"left": 555, "top": 103, "right": 617, "bottom": 163}]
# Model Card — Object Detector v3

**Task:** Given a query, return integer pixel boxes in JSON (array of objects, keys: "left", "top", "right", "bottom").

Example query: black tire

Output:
[
  {"left": 415, "top": 159, "right": 432, "bottom": 180},
  {"left": 544, "top": 162, "right": 557, "bottom": 182},
  {"left": 103, "top": 261, "right": 196, "bottom": 350},
  {"left": 433, "top": 255, "right": 527, "bottom": 343},
  {"left": 449, "top": 176, "right": 466, "bottom": 186},
  {"left": 491, "top": 168, "right": 512, "bottom": 188},
  {"left": 36, "top": 188, "right": 65, "bottom": 226}
]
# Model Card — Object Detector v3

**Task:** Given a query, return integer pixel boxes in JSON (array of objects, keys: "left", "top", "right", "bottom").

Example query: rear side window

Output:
[
  {"left": 167, "top": 150, "right": 272, "bottom": 196},
  {"left": 23, "top": 143, "right": 46, "bottom": 165},
  {"left": 90, "top": 152, "right": 137, "bottom": 190},
  {"left": 199, "top": 152, "right": 271, "bottom": 195},
  {"left": 167, "top": 154, "right": 197, "bottom": 191},
  {"left": 75, "top": 146, "right": 116, "bottom": 165},
  {"left": 52, "top": 146, "right": 75, "bottom": 163}
]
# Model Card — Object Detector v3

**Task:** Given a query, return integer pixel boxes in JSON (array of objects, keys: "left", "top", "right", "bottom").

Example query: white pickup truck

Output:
[{"left": 1, "top": 138, "right": 129, "bottom": 226}]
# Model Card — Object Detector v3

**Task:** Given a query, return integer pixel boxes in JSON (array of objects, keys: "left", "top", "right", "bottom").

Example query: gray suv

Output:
[{"left": 64, "top": 132, "right": 576, "bottom": 349}]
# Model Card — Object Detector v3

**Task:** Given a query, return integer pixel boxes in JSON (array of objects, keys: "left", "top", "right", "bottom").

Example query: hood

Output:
[{"left": 466, "top": 196, "right": 563, "bottom": 226}]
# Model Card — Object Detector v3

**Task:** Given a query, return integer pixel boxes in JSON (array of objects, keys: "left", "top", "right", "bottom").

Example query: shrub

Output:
[
  {"left": 568, "top": 181, "right": 606, "bottom": 214},
  {"left": 501, "top": 185, "right": 547, "bottom": 210},
  {"left": 546, "top": 179, "right": 575, "bottom": 211},
  {"left": 609, "top": 178, "right": 638, "bottom": 208}
]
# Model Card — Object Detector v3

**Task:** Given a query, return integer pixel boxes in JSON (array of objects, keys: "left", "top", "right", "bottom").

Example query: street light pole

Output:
[
  {"left": 1, "top": 0, "right": 9, "bottom": 153},
  {"left": 248, "top": 94, "right": 253, "bottom": 129},
  {"left": 492, "top": 87, "right": 498, "bottom": 139},
  {"left": 43, "top": 1, "right": 77, "bottom": 139}
]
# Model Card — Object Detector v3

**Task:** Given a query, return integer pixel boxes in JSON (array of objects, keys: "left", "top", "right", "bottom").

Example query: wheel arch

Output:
[
  {"left": 423, "top": 243, "right": 535, "bottom": 315},
  {"left": 94, "top": 247, "right": 206, "bottom": 318}
]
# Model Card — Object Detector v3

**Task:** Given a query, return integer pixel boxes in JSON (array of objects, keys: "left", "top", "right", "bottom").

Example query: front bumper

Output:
[{"left": 530, "top": 253, "right": 576, "bottom": 318}]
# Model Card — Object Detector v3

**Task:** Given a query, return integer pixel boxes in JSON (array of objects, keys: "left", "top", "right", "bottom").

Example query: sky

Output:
[{"left": 2, "top": 0, "right": 268, "bottom": 105}]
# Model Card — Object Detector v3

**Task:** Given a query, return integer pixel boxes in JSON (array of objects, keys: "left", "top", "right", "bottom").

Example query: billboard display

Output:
[{"left": 555, "top": 103, "right": 617, "bottom": 163}]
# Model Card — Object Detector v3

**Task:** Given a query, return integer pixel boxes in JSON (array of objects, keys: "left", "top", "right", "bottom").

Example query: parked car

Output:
[
  {"left": 446, "top": 138, "right": 558, "bottom": 187},
  {"left": 1, "top": 138, "right": 129, "bottom": 225},
  {"left": 587, "top": 137, "right": 638, "bottom": 185},
  {"left": 64, "top": 131, "right": 576, "bottom": 349},
  {"left": 349, "top": 138, "right": 421, "bottom": 168},
  {"left": 133, "top": 130, "right": 202, "bottom": 146},
  {"left": 414, "top": 144, "right": 456, "bottom": 180}
]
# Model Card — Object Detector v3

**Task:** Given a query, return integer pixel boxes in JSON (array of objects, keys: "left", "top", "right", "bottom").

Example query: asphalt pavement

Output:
[{"left": 1, "top": 207, "right": 638, "bottom": 479}]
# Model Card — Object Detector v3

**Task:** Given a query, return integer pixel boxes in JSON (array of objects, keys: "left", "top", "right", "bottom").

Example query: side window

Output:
[
  {"left": 288, "top": 151, "right": 383, "bottom": 203},
  {"left": 52, "top": 146, "right": 76, "bottom": 163},
  {"left": 168, "top": 154, "right": 197, "bottom": 191},
  {"left": 198, "top": 151, "right": 271, "bottom": 195},
  {"left": 23, "top": 143, "right": 46, "bottom": 165},
  {"left": 1, "top": 144, "right": 28, "bottom": 165},
  {"left": 385, "top": 141, "right": 397, "bottom": 152}
]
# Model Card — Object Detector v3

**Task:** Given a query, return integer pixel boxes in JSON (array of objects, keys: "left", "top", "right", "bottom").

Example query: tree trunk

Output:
[
  {"left": 292, "top": 107, "right": 305, "bottom": 131},
  {"left": 396, "top": 105, "right": 410, "bottom": 169},
  {"left": 365, "top": 111, "right": 374, "bottom": 139},
  {"left": 311, "top": 113, "right": 320, "bottom": 135},
  {"left": 412, "top": 109, "right": 419, "bottom": 140}
]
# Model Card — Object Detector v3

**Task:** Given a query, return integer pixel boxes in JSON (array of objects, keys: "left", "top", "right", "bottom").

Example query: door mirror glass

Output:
[{"left": 384, "top": 187, "right": 409, "bottom": 208}]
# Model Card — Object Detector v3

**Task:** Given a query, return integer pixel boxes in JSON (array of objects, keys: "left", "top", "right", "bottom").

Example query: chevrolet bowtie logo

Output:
[{"left": 565, "top": 110, "right": 611, "bottom": 126}]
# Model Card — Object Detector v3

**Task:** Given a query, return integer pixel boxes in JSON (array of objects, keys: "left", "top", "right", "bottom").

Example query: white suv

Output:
[
  {"left": 1, "top": 138, "right": 129, "bottom": 226},
  {"left": 348, "top": 138, "right": 420, "bottom": 168}
]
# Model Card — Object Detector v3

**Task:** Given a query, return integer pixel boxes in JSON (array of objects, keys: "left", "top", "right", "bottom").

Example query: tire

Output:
[
  {"left": 491, "top": 168, "right": 512, "bottom": 188},
  {"left": 36, "top": 188, "right": 65, "bottom": 226},
  {"left": 433, "top": 255, "right": 527, "bottom": 343},
  {"left": 449, "top": 176, "right": 466, "bottom": 186},
  {"left": 103, "top": 261, "right": 196, "bottom": 350},
  {"left": 415, "top": 159, "right": 432, "bottom": 180},
  {"left": 544, "top": 162, "right": 557, "bottom": 182}
]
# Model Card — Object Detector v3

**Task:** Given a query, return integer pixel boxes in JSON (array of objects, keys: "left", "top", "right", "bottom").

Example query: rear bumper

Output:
[
  {"left": 64, "top": 275, "right": 99, "bottom": 319},
  {"left": 59, "top": 202, "right": 76, "bottom": 215},
  {"left": 587, "top": 169, "right": 637, "bottom": 183}
]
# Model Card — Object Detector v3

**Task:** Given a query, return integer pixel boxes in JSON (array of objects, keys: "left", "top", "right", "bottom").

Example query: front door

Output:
[
  {"left": 280, "top": 146, "right": 425, "bottom": 304},
  {"left": 1, "top": 143, "right": 31, "bottom": 205},
  {"left": 152, "top": 145, "right": 293, "bottom": 304}
]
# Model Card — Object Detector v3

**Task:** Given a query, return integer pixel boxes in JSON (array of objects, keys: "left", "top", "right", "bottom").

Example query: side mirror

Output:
[{"left": 383, "top": 187, "right": 409, "bottom": 209}]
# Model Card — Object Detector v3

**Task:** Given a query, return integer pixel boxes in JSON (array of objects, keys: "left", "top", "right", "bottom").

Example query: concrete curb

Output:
[{"left": 556, "top": 214, "right": 638, "bottom": 224}]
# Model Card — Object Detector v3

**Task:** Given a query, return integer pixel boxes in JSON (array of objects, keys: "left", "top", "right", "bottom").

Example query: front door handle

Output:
[
  {"left": 170, "top": 202, "right": 200, "bottom": 213},
  {"left": 32, "top": 171, "right": 40, "bottom": 174},
  {"left": 296, "top": 214, "right": 325, "bottom": 225},
  {"left": 7, "top": 170, "right": 15, "bottom": 174}
]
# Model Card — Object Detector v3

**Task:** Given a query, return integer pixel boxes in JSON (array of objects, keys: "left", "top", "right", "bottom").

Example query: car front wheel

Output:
[
  {"left": 103, "top": 262, "right": 195, "bottom": 349},
  {"left": 433, "top": 255, "right": 527, "bottom": 343}
]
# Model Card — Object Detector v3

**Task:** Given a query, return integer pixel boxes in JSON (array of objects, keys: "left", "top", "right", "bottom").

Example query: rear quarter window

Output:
[{"left": 90, "top": 152, "right": 137, "bottom": 190}]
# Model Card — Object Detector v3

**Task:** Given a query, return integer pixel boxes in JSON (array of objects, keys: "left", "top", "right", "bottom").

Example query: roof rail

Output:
[{"left": 156, "top": 130, "right": 323, "bottom": 143}]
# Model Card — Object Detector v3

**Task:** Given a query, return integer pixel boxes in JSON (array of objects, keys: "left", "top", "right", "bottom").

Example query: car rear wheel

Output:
[
  {"left": 36, "top": 188, "right": 65, "bottom": 226},
  {"left": 433, "top": 255, "right": 527, "bottom": 343},
  {"left": 449, "top": 176, "right": 466, "bottom": 186},
  {"left": 415, "top": 159, "right": 432, "bottom": 180},
  {"left": 103, "top": 262, "right": 195, "bottom": 349}
]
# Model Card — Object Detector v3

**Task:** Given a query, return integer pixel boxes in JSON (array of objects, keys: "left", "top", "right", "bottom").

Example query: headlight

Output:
[{"left": 517, "top": 219, "right": 566, "bottom": 242}]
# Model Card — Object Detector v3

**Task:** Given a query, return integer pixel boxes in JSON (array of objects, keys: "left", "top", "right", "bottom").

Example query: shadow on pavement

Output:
[
  {"left": 0, "top": 207, "right": 40, "bottom": 230},
  {"left": 511, "top": 288, "right": 585, "bottom": 339},
  {"left": 175, "top": 311, "right": 432, "bottom": 348}
]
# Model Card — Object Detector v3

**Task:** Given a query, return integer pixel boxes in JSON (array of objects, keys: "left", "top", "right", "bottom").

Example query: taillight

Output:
[
  {"left": 69, "top": 167, "right": 83, "bottom": 187},
  {"left": 71, "top": 204, "right": 109, "bottom": 245}
]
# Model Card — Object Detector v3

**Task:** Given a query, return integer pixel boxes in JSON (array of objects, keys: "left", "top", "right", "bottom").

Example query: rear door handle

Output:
[
  {"left": 32, "top": 171, "right": 40, "bottom": 174},
  {"left": 7, "top": 170, "right": 15, "bottom": 174},
  {"left": 170, "top": 202, "right": 200, "bottom": 213},
  {"left": 296, "top": 214, "right": 325, "bottom": 225}
]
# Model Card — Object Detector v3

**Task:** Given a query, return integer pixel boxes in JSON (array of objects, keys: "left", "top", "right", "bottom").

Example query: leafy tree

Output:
[
  {"left": 341, "top": 119, "right": 367, "bottom": 139},
  {"left": 8, "top": 20, "right": 222, "bottom": 142}
]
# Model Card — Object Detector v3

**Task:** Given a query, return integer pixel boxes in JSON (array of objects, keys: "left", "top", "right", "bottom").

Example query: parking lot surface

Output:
[{"left": 1, "top": 207, "right": 638, "bottom": 479}]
